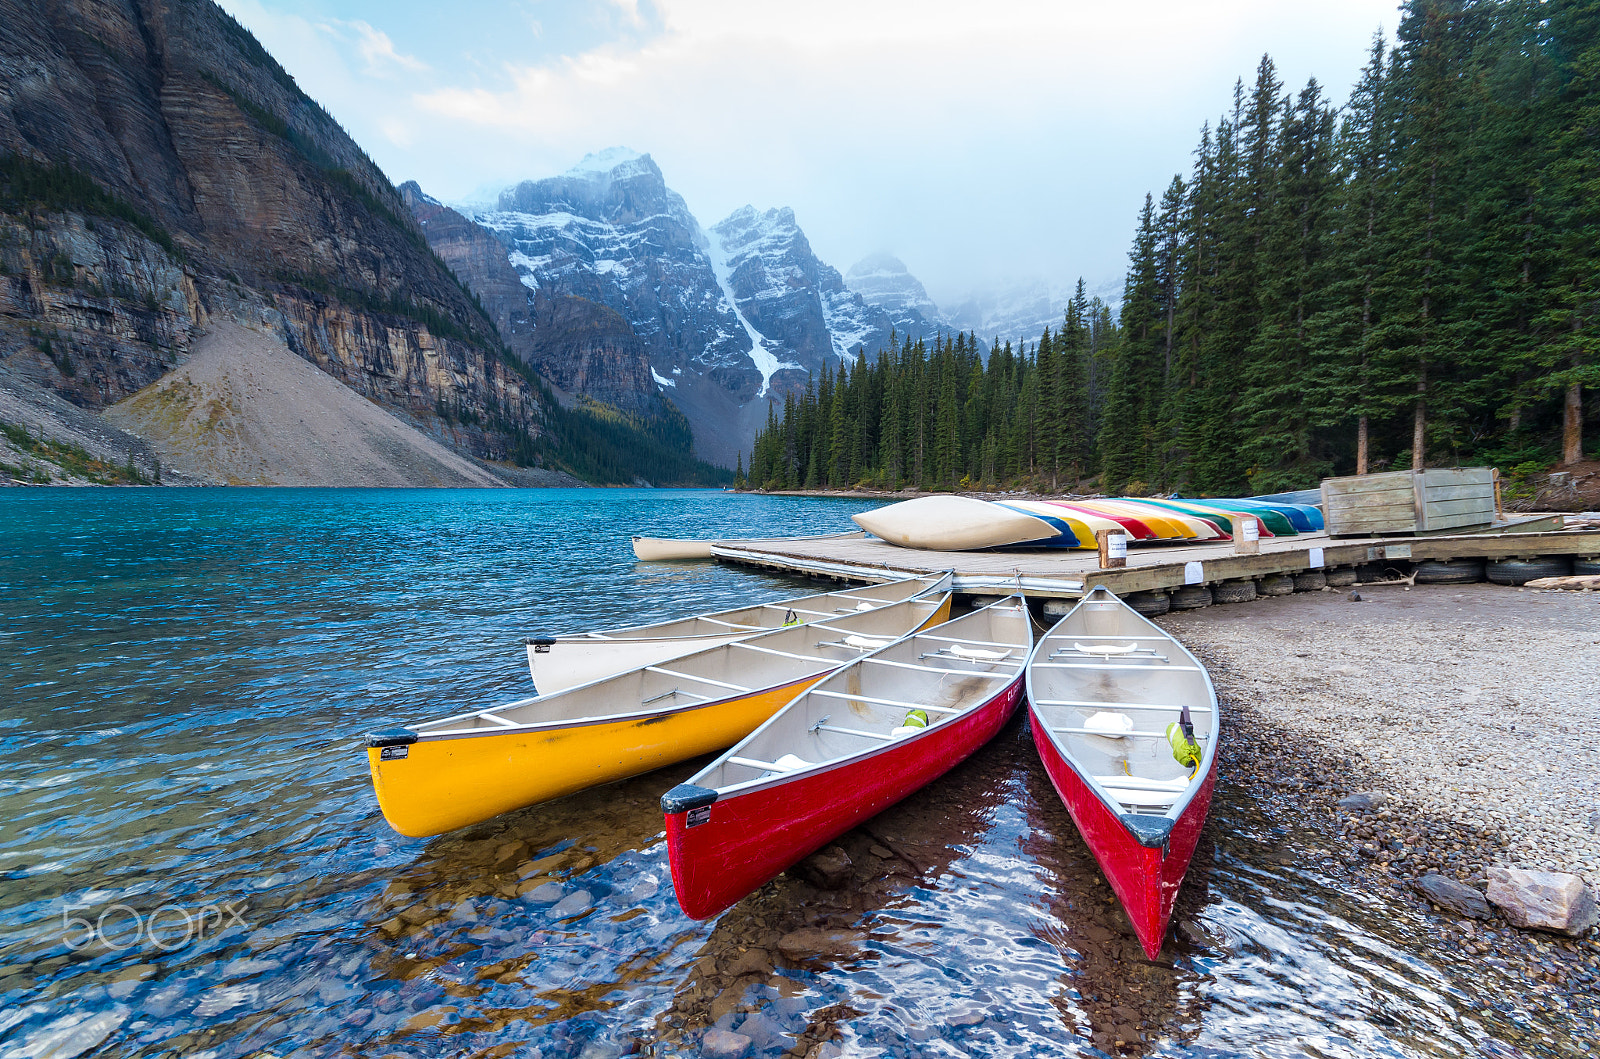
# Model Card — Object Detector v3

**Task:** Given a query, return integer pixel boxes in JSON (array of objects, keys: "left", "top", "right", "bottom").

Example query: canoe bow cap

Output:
[
  {"left": 365, "top": 727, "right": 419, "bottom": 749},
  {"left": 1123, "top": 814, "right": 1176, "bottom": 849},
  {"left": 662, "top": 783, "right": 718, "bottom": 815},
  {"left": 525, "top": 636, "right": 556, "bottom": 647}
]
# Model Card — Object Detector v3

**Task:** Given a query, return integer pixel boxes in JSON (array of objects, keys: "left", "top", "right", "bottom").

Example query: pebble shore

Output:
[{"left": 1162, "top": 582, "right": 1600, "bottom": 1042}]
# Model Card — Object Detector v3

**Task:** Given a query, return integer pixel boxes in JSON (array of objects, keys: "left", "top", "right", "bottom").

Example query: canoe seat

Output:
[
  {"left": 948, "top": 644, "right": 1012, "bottom": 661},
  {"left": 1074, "top": 642, "right": 1139, "bottom": 656},
  {"left": 843, "top": 635, "right": 893, "bottom": 650},
  {"left": 1095, "top": 774, "right": 1190, "bottom": 807},
  {"left": 728, "top": 754, "right": 813, "bottom": 775}
]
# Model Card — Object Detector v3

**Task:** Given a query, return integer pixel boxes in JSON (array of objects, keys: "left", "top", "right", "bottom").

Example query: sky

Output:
[{"left": 216, "top": 0, "right": 1402, "bottom": 311}]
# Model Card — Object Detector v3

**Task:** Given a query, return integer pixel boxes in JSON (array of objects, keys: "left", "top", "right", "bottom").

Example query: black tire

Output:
[
  {"left": 1413, "top": 559, "right": 1486, "bottom": 584},
  {"left": 1258, "top": 574, "right": 1295, "bottom": 596},
  {"left": 1486, "top": 557, "right": 1574, "bottom": 585},
  {"left": 1127, "top": 590, "right": 1170, "bottom": 617},
  {"left": 1325, "top": 567, "right": 1357, "bottom": 587},
  {"left": 1213, "top": 580, "right": 1256, "bottom": 604},
  {"left": 1293, "top": 571, "right": 1327, "bottom": 592},
  {"left": 1169, "top": 585, "right": 1213, "bottom": 610},
  {"left": 1574, "top": 558, "right": 1600, "bottom": 576}
]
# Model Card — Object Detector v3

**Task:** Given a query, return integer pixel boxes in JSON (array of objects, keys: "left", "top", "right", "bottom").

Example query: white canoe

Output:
[
  {"left": 852, "top": 496, "right": 1055, "bottom": 550},
  {"left": 632, "top": 529, "right": 867, "bottom": 562},
  {"left": 526, "top": 571, "right": 950, "bottom": 693},
  {"left": 633, "top": 537, "right": 716, "bottom": 561}
]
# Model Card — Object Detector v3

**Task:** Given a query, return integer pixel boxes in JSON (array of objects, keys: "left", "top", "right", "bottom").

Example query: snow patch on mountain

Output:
[
  {"left": 703, "top": 224, "right": 792, "bottom": 398},
  {"left": 650, "top": 366, "right": 676, "bottom": 389}
]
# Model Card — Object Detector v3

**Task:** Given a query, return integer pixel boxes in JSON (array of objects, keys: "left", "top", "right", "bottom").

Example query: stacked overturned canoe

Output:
[{"left": 852, "top": 494, "right": 1322, "bottom": 551}]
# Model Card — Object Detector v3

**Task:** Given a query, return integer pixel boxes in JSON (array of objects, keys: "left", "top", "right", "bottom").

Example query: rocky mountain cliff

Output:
[
  {"left": 844, "top": 253, "right": 945, "bottom": 341},
  {"left": 0, "top": 0, "right": 556, "bottom": 474},
  {"left": 399, "top": 181, "right": 658, "bottom": 413},
  {"left": 439, "top": 149, "right": 961, "bottom": 465}
]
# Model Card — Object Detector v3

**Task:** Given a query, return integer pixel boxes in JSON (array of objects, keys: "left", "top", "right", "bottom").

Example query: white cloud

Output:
[
  {"left": 340, "top": 19, "right": 429, "bottom": 77},
  {"left": 220, "top": 0, "right": 1401, "bottom": 307}
]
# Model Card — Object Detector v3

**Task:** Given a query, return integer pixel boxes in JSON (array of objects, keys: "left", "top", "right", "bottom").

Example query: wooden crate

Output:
[{"left": 1321, "top": 468, "right": 1498, "bottom": 536}]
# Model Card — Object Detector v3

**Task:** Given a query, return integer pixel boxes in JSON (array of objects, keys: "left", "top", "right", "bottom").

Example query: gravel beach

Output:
[{"left": 1161, "top": 582, "right": 1600, "bottom": 1038}]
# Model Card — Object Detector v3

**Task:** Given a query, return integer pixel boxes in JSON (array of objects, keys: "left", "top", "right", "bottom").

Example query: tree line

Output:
[{"left": 744, "top": 0, "right": 1597, "bottom": 495}]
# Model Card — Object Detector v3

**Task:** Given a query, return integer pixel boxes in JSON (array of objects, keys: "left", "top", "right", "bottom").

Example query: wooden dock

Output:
[{"left": 711, "top": 515, "right": 1598, "bottom": 601}]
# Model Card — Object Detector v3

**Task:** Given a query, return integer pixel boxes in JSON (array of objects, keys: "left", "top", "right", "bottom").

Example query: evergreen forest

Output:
[{"left": 743, "top": 0, "right": 1598, "bottom": 495}]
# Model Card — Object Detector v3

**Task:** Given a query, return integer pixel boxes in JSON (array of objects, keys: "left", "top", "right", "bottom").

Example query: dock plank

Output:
[{"left": 709, "top": 517, "right": 1597, "bottom": 599}]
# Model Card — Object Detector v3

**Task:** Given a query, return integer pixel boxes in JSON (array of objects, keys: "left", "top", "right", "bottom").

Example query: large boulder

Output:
[{"left": 1485, "top": 867, "right": 1597, "bottom": 935}]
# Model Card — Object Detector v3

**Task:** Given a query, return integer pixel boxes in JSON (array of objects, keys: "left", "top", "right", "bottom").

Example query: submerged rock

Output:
[
  {"left": 1413, "top": 874, "right": 1491, "bottom": 919},
  {"left": 700, "top": 1026, "right": 753, "bottom": 1059},
  {"left": 1338, "top": 792, "right": 1389, "bottom": 811},
  {"left": 1485, "top": 866, "right": 1598, "bottom": 935},
  {"left": 776, "top": 927, "right": 862, "bottom": 962},
  {"left": 8, "top": 1007, "right": 128, "bottom": 1059},
  {"left": 521, "top": 881, "right": 564, "bottom": 904},
  {"left": 798, "top": 847, "right": 853, "bottom": 889},
  {"left": 546, "top": 889, "right": 594, "bottom": 920}
]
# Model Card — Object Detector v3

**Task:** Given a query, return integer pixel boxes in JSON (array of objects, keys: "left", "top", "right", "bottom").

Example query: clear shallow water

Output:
[{"left": 0, "top": 489, "right": 1572, "bottom": 1058}]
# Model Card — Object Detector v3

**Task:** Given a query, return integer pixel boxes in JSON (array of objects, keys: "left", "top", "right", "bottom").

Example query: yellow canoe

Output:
[
  {"left": 1074, "top": 499, "right": 1206, "bottom": 540},
  {"left": 1086, "top": 498, "right": 1226, "bottom": 541},
  {"left": 366, "top": 576, "right": 953, "bottom": 837}
]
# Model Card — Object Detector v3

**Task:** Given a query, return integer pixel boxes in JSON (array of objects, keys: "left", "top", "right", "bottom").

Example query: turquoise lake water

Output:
[{"left": 0, "top": 488, "right": 1578, "bottom": 1058}]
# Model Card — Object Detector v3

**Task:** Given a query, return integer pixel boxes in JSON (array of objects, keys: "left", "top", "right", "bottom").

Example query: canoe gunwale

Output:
[
  {"left": 402, "top": 574, "right": 954, "bottom": 743},
  {"left": 533, "top": 570, "right": 945, "bottom": 646},
  {"left": 683, "top": 599, "right": 1033, "bottom": 803},
  {"left": 1025, "top": 586, "right": 1221, "bottom": 832},
  {"left": 410, "top": 671, "right": 825, "bottom": 742}
]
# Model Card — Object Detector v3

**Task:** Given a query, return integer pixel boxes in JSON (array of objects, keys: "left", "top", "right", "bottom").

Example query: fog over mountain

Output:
[{"left": 216, "top": 0, "right": 1400, "bottom": 320}]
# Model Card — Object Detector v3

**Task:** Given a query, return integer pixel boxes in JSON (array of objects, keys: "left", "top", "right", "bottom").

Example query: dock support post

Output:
[
  {"left": 1235, "top": 518, "right": 1260, "bottom": 555},
  {"left": 1097, "top": 530, "right": 1128, "bottom": 569}
]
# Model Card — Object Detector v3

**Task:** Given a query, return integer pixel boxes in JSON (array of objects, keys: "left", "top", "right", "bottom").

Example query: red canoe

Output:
[
  {"left": 664, "top": 597, "right": 1035, "bottom": 920},
  {"left": 1026, "top": 587, "right": 1219, "bottom": 959}
]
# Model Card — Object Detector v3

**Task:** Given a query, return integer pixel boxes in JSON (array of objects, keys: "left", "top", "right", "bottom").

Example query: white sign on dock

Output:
[
  {"left": 1184, "top": 561, "right": 1204, "bottom": 585},
  {"left": 1309, "top": 547, "right": 1325, "bottom": 569}
]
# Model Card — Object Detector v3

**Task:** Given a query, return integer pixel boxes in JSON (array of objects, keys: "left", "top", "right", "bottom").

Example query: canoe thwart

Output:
[
  {"left": 813, "top": 723, "right": 897, "bottom": 742},
  {"left": 1048, "top": 724, "right": 1206, "bottom": 740},
  {"left": 1033, "top": 698, "right": 1215, "bottom": 713},
  {"left": 1032, "top": 663, "right": 1201, "bottom": 672},
  {"left": 806, "top": 689, "right": 961, "bottom": 714},
  {"left": 366, "top": 727, "right": 418, "bottom": 749},
  {"left": 662, "top": 783, "right": 719, "bottom": 814}
]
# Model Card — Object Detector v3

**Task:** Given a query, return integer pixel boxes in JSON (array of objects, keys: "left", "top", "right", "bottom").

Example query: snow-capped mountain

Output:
[
  {"left": 412, "top": 148, "right": 969, "bottom": 465},
  {"left": 709, "top": 205, "right": 909, "bottom": 387},
  {"left": 468, "top": 149, "right": 762, "bottom": 394},
  {"left": 844, "top": 254, "right": 945, "bottom": 341}
]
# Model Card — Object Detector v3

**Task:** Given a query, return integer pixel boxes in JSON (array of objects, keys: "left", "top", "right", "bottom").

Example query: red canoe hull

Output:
[
  {"left": 1030, "top": 703, "right": 1217, "bottom": 960},
  {"left": 666, "top": 677, "right": 1025, "bottom": 920}
]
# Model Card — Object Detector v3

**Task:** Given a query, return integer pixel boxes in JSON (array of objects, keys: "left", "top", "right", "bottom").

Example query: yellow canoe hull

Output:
[{"left": 368, "top": 596, "right": 953, "bottom": 837}]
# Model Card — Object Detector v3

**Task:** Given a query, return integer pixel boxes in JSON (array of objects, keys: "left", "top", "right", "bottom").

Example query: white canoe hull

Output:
[
  {"left": 632, "top": 537, "right": 716, "bottom": 561},
  {"left": 852, "top": 496, "right": 1055, "bottom": 550}
]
